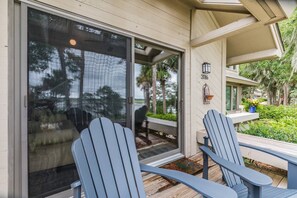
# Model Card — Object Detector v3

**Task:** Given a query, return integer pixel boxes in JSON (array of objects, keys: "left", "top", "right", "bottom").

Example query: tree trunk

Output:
[
  {"left": 161, "top": 80, "right": 166, "bottom": 114},
  {"left": 57, "top": 47, "right": 71, "bottom": 109},
  {"left": 144, "top": 83, "right": 150, "bottom": 109},
  {"left": 79, "top": 51, "right": 85, "bottom": 109},
  {"left": 152, "top": 65, "right": 157, "bottom": 114},
  {"left": 267, "top": 91, "right": 273, "bottom": 105},
  {"left": 283, "top": 83, "right": 289, "bottom": 106}
]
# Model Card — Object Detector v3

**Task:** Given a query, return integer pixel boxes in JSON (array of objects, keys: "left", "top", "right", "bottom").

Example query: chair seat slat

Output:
[
  {"left": 72, "top": 139, "right": 97, "bottom": 198},
  {"left": 80, "top": 129, "right": 107, "bottom": 198},
  {"left": 99, "top": 118, "right": 130, "bottom": 196},
  {"left": 114, "top": 123, "right": 140, "bottom": 197},
  {"left": 89, "top": 118, "right": 119, "bottom": 197},
  {"left": 124, "top": 127, "right": 146, "bottom": 197}
]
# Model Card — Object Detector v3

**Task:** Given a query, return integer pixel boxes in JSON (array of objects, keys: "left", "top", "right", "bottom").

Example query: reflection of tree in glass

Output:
[
  {"left": 42, "top": 70, "right": 72, "bottom": 97},
  {"left": 136, "top": 65, "right": 152, "bottom": 109},
  {"left": 96, "top": 86, "right": 123, "bottom": 119},
  {"left": 136, "top": 55, "right": 178, "bottom": 114},
  {"left": 82, "top": 92, "right": 97, "bottom": 114},
  {"left": 166, "top": 82, "right": 178, "bottom": 114},
  {"left": 28, "top": 42, "right": 54, "bottom": 72},
  {"left": 156, "top": 55, "right": 178, "bottom": 114}
]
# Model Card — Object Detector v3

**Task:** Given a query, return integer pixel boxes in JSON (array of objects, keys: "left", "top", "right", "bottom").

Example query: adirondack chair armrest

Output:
[
  {"left": 71, "top": 180, "right": 82, "bottom": 198},
  {"left": 239, "top": 142, "right": 297, "bottom": 166},
  {"left": 200, "top": 146, "right": 272, "bottom": 187},
  {"left": 239, "top": 142, "right": 297, "bottom": 189},
  {"left": 140, "top": 163, "right": 237, "bottom": 198}
]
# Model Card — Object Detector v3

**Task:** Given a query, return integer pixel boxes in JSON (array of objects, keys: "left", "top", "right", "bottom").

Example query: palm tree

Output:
[
  {"left": 136, "top": 65, "right": 152, "bottom": 109},
  {"left": 156, "top": 55, "right": 178, "bottom": 114}
]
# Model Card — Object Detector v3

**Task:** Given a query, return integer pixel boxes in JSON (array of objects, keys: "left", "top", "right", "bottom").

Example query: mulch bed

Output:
[
  {"left": 162, "top": 158, "right": 203, "bottom": 175},
  {"left": 159, "top": 158, "right": 204, "bottom": 189}
]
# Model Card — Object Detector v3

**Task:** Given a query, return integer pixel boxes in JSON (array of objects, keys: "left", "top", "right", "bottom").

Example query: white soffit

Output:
[
  {"left": 225, "top": 23, "right": 283, "bottom": 65},
  {"left": 212, "top": 11, "right": 283, "bottom": 65},
  {"left": 277, "top": 0, "right": 297, "bottom": 18},
  {"left": 184, "top": 0, "right": 295, "bottom": 64},
  {"left": 226, "top": 70, "right": 258, "bottom": 86},
  {"left": 227, "top": 25, "right": 279, "bottom": 57}
]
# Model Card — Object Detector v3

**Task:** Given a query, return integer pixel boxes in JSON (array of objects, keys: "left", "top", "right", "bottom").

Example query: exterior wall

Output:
[
  {"left": 191, "top": 10, "right": 226, "bottom": 154},
  {"left": 0, "top": 0, "right": 8, "bottom": 197},
  {"left": 5, "top": 1, "right": 227, "bottom": 194}
]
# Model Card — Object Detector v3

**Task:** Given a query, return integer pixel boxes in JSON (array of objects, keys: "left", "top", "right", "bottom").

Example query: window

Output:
[
  {"left": 232, "top": 87, "right": 237, "bottom": 110},
  {"left": 226, "top": 86, "right": 231, "bottom": 111},
  {"left": 27, "top": 8, "right": 131, "bottom": 197},
  {"left": 226, "top": 85, "right": 238, "bottom": 112}
]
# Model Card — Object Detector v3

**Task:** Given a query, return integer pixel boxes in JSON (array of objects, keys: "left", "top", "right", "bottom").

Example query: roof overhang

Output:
[
  {"left": 226, "top": 70, "right": 258, "bottom": 86},
  {"left": 183, "top": 0, "right": 296, "bottom": 65}
]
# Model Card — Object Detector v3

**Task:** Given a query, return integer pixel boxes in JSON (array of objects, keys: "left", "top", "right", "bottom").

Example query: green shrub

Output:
[
  {"left": 240, "top": 117, "right": 297, "bottom": 143},
  {"left": 240, "top": 105, "right": 297, "bottom": 143},
  {"left": 147, "top": 112, "right": 177, "bottom": 121},
  {"left": 257, "top": 105, "right": 297, "bottom": 120}
]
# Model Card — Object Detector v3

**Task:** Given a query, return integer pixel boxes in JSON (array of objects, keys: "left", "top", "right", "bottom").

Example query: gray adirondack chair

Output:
[
  {"left": 201, "top": 109, "right": 297, "bottom": 198},
  {"left": 71, "top": 117, "right": 237, "bottom": 198}
]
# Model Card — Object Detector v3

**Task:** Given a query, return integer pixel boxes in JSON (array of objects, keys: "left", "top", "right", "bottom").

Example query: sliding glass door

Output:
[
  {"left": 134, "top": 40, "right": 180, "bottom": 161},
  {"left": 27, "top": 8, "right": 131, "bottom": 197},
  {"left": 23, "top": 5, "right": 183, "bottom": 197}
]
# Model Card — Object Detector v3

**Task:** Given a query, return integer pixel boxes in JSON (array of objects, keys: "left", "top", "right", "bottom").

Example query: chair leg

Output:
[
  {"left": 203, "top": 152, "right": 209, "bottom": 180},
  {"left": 244, "top": 182, "right": 262, "bottom": 198},
  {"left": 145, "top": 120, "right": 149, "bottom": 140},
  {"left": 73, "top": 186, "right": 81, "bottom": 198},
  {"left": 288, "top": 162, "right": 297, "bottom": 189},
  {"left": 71, "top": 181, "right": 82, "bottom": 198},
  {"left": 203, "top": 136, "right": 209, "bottom": 180}
]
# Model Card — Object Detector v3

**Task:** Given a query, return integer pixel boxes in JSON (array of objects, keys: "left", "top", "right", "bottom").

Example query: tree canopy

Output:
[{"left": 240, "top": 8, "right": 297, "bottom": 105}]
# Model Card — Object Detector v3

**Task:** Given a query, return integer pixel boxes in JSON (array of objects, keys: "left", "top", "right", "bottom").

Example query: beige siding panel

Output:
[
  {"left": 0, "top": 0, "right": 8, "bottom": 197},
  {"left": 112, "top": 0, "right": 190, "bottom": 29},
  {"left": 190, "top": 10, "right": 224, "bottom": 155},
  {"left": 37, "top": 0, "right": 190, "bottom": 47},
  {"left": 142, "top": 0, "right": 190, "bottom": 24}
]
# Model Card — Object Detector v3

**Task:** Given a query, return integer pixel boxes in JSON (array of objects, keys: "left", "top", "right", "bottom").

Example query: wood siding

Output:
[
  {"left": 191, "top": 10, "right": 226, "bottom": 154},
  {"left": 37, "top": 0, "right": 191, "bottom": 47}
]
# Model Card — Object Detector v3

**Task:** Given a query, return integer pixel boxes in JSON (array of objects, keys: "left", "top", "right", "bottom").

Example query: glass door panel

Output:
[
  {"left": 134, "top": 41, "right": 179, "bottom": 160},
  {"left": 27, "top": 8, "right": 131, "bottom": 197}
]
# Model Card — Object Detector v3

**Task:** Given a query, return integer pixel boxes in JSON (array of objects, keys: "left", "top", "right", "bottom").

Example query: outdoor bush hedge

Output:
[
  {"left": 240, "top": 118, "right": 297, "bottom": 143},
  {"left": 240, "top": 105, "right": 297, "bottom": 143},
  {"left": 257, "top": 105, "right": 297, "bottom": 120},
  {"left": 147, "top": 112, "right": 177, "bottom": 121}
]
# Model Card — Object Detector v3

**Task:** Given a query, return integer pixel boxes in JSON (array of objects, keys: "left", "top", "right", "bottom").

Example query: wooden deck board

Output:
[{"left": 144, "top": 151, "right": 288, "bottom": 197}]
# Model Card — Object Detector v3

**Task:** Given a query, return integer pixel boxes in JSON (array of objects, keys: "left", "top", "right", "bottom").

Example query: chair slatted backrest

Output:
[
  {"left": 72, "top": 117, "right": 146, "bottom": 198},
  {"left": 203, "top": 110, "right": 245, "bottom": 187}
]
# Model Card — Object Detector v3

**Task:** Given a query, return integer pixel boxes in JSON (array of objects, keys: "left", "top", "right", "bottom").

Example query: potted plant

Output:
[{"left": 246, "top": 98, "right": 259, "bottom": 113}]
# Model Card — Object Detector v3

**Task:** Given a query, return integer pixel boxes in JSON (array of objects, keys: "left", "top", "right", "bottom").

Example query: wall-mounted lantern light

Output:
[
  {"left": 201, "top": 62, "right": 211, "bottom": 79},
  {"left": 202, "top": 62, "right": 211, "bottom": 74}
]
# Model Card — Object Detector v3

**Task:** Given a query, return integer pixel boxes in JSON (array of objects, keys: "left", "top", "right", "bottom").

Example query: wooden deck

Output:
[{"left": 143, "top": 151, "right": 288, "bottom": 197}]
